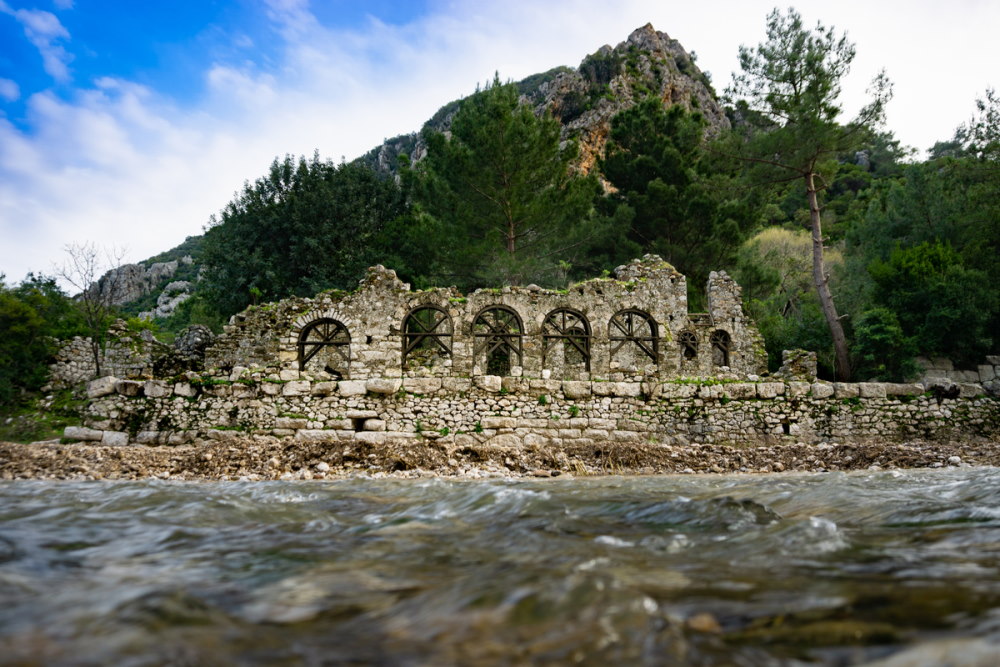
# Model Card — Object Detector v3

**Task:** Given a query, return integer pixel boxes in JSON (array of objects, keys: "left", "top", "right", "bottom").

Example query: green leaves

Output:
[
  {"left": 202, "top": 154, "right": 405, "bottom": 315},
  {"left": 405, "top": 75, "right": 599, "bottom": 289}
]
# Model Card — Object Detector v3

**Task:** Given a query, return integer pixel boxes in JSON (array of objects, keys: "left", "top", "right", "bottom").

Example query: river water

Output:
[{"left": 3, "top": 469, "right": 1000, "bottom": 666}]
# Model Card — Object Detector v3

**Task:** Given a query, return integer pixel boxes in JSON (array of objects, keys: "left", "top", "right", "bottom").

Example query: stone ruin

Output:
[{"left": 203, "top": 255, "right": 767, "bottom": 383}]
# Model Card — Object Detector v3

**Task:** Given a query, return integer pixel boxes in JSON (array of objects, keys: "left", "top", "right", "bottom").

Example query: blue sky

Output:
[{"left": 1, "top": 0, "right": 997, "bottom": 285}]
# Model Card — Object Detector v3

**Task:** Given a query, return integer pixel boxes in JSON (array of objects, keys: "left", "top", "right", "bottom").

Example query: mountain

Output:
[
  {"left": 109, "top": 24, "right": 724, "bottom": 319},
  {"left": 360, "top": 23, "right": 726, "bottom": 177}
]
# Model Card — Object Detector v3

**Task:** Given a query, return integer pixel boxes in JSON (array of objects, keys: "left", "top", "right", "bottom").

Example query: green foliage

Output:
[
  {"left": 201, "top": 153, "right": 406, "bottom": 315},
  {"left": 401, "top": 75, "right": 601, "bottom": 290},
  {"left": 599, "top": 99, "right": 760, "bottom": 304},
  {"left": 0, "top": 275, "right": 85, "bottom": 408},
  {"left": 852, "top": 308, "right": 918, "bottom": 381},
  {"left": 868, "top": 241, "right": 997, "bottom": 366}
]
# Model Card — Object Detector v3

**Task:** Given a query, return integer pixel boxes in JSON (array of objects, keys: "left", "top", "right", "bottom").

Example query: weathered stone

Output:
[
  {"left": 756, "top": 383, "right": 784, "bottom": 399},
  {"left": 485, "top": 433, "right": 522, "bottom": 449},
  {"left": 884, "top": 383, "right": 924, "bottom": 397},
  {"left": 811, "top": 383, "right": 835, "bottom": 399},
  {"left": 142, "top": 380, "right": 171, "bottom": 398},
  {"left": 441, "top": 377, "right": 472, "bottom": 393},
  {"left": 101, "top": 430, "right": 129, "bottom": 446},
  {"left": 64, "top": 425, "right": 103, "bottom": 441},
  {"left": 979, "top": 365, "right": 997, "bottom": 383},
  {"left": 562, "top": 381, "right": 591, "bottom": 399},
  {"left": 311, "top": 381, "right": 338, "bottom": 396},
  {"left": 345, "top": 410, "right": 379, "bottom": 419},
  {"left": 275, "top": 417, "right": 309, "bottom": 429},
  {"left": 295, "top": 429, "right": 340, "bottom": 442},
  {"left": 338, "top": 380, "right": 367, "bottom": 396},
  {"left": 363, "top": 419, "right": 387, "bottom": 432},
  {"left": 610, "top": 382, "right": 642, "bottom": 397},
  {"left": 279, "top": 369, "right": 300, "bottom": 381},
  {"left": 474, "top": 375, "right": 502, "bottom": 393},
  {"left": 958, "top": 383, "right": 984, "bottom": 398},
  {"left": 229, "top": 366, "right": 248, "bottom": 382},
  {"left": 366, "top": 378, "right": 402, "bottom": 394},
  {"left": 87, "top": 376, "right": 119, "bottom": 398},
  {"left": 723, "top": 383, "right": 756, "bottom": 399},
  {"left": 859, "top": 383, "right": 887, "bottom": 399},
  {"left": 834, "top": 383, "right": 860, "bottom": 398},
  {"left": 402, "top": 377, "right": 442, "bottom": 395},
  {"left": 112, "top": 380, "right": 143, "bottom": 397},
  {"left": 786, "top": 381, "right": 811, "bottom": 398},
  {"left": 260, "top": 382, "right": 282, "bottom": 396},
  {"left": 282, "top": 380, "right": 311, "bottom": 397},
  {"left": 173, "top": 382, "right": 198, "bottom": 397},
  {"left": 355, "top": 431, "right": 387, "bottom": 445},
  {"left": 482, "top": 416, "right": 517, "bottom": 430}
]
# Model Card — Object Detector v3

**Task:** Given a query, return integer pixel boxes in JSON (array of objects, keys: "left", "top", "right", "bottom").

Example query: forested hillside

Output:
[{"left": 2, "top": 10, "right": 998, "bottom": 427}]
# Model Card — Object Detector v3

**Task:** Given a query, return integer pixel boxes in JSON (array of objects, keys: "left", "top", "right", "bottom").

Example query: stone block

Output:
[
  {"left": 986, "top": 355, "right": 1000, "bottom": 365},
  {"left": 474, "top": 375, "right": 502, "bottom": 393},
  {"left": 229, "top": 366, "right": 248, "bottom": 382},
  {"left": 951, "top": 370, "right": 981, "bottom": 383},
  {"left": 611, "top": 382, "right": 642, "bottom": 397},
  {"left": 562, "top": 381, "right": 592, "bottom": 399},
  {"left": 134, "top": 431, "right": 165, "bottom": 445},
  {"left": 699, "top": 384, "right": 723, "bottom": 399},
  {"left": 502, "top": 377, "right": 529, "bottom": 394},
  {"left": 979, "top": 365, "right": 997, "bottom": 383},
  {"left": 660, "top": 383, "right": 698, "bottom": 399},
  {"left": 523, "top": 433, "right": 550, "bottom": 448},
  {"left": 482, "top": 416, "right": 517, "bottom": 430},
  {"left": 231, "top": 384, "right": 257, "bottom": 398},
  {"left": 203, "top": 384, "right": 231, "bottom": 397},
  {"left": 884, "top": 383, "right": 924, "bottom": 396},
  {"left": 143, "top": 380, "right": 171, "bottom": 398},
  {"left": 363, "top": 419, "right": 387, "bottom": 432},
  {"left": 810, "top": 383, "right": 835, "bottom": 399},
  {"left": 441, "top": 377, "right": 472, "bottom": 393},
  {"left": 529, "top": 379, "right": 562, "bottom": 395},
  {"left": 756, "top": 382, "right": 785, "bottom": 398},
  {"left": 87, "top": 376, "right": 119, "bottom": 398},
  {"left": 591, "top": 381, "right": 614, "bottom": 396},
  {"left": 64, "top": 425, "right": 103, "bottom": 441},
  {"left": 174, "top": 382, "right": 198, "bottom": 398},
  {"left": 295, "top": 429, "right": 339, "bottom": 442},
  {"left": 786, "top": 382, "right": 811, "bottom": 398},
  {"left": 275, "top": 417, "right": 309, "bottom": 429},
  {"left": 930, "top": 357, "right": 954, "bottom": 371},
  {"left": 325, "top": 419, "right": 354, "bottom": 430},
  {"left": 279, "top": 369, "right": 300, "bottom": 381},
  {"left": 282, "top": 380, "right": 311, "bottom": 397},
  {"left": 346, "top": 410, "right": 379, "bottom": 419},
  {"left": 311, "top": 381, "right": 338, "bottom": 396},
  {"left": 366, "top": 378, "right": 402, "bottom": 394},
  {"left": 271, "top": 428, "right": 295, "bottom": 437},
  {"left": 859, "top": 383, "right": 887, "bottom": 399},
  {"left": 355, "top": 431, "right": 387, "bottom": 445},
  {"left": 588, "top": 418, "right": 617, "bottom": 431},
  {"left": 485, "top": 433, "right": 522, "bottom": 449},
  {"left": 403, "top": 377, "right": 442, "bottom": 395},
  {"left": 959, "top": 383, "right": 985, "bottom": 398},
  {"left": 167, "top": 431, "right": 193, "bottom": 445},
  {"left": 101, "top": 430, "right": 129, "bottom": 446},
  {"left": 834, "top": 383, "right": 860, "bottom": 398},
  {"left": 260, "top": 382, "right": 282, "bottom": 396},
  {"left": 723, "top": 383, "right": 756, "bottom": 400},
  {"left": 338, "top": 380, "right": 367, "bottom": 396}
]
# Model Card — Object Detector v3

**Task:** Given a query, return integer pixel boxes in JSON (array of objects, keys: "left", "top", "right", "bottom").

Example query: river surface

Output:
[{"left": 3, "top": 469, "right": 1000, "bottom": 665}]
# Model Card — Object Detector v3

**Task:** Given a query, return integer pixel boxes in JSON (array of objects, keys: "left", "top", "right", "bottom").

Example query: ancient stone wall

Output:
[
  {"left": 204, "top": 256, "right": 767, "bottom": 383},
  {"left": 70, "top": 374, "right": 1000, "bottom": 449}
]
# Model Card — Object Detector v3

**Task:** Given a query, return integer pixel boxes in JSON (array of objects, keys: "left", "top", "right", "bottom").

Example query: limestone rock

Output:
[{"left": 87, "top": 376, "right": 119, "bottom": 398}]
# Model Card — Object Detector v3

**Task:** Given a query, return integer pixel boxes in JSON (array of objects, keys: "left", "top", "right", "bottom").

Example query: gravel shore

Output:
[{"left": 2, "top": 436, "right": 998, "bottom": 481}]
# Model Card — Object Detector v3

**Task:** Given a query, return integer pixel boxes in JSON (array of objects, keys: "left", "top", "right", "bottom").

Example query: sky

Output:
[{"left": 1, "top": 0, "right": 997, "bottom": 285}]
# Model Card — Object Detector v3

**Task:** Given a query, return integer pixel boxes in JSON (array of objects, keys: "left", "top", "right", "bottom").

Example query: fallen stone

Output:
[{"left": 87, "top": 376, "right": 119, "bottom": 398}]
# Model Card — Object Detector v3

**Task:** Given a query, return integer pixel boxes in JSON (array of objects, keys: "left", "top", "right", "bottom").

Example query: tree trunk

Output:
[{"left": 806, "top": 172, "right": 851, "bottom": 381}]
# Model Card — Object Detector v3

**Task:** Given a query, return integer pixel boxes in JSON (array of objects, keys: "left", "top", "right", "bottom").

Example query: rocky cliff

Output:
[{"left": 360, "top": 23, "right": 726, "bottom": 176}]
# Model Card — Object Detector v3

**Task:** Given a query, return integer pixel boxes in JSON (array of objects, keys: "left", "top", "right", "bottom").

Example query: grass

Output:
[{"left": 0, "top": 389, "right": 86, "bottom": 443}]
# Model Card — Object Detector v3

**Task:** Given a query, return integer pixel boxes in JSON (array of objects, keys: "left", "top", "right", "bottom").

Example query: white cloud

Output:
[
  {"left": 0, "top": 78, "right": 19, "bottom": 101},
  {"left": 0, "top": 2, "right": 73, "bottom": 81},
  {"left": 0, "top": 0, "right": 996, "bottom": 285}
]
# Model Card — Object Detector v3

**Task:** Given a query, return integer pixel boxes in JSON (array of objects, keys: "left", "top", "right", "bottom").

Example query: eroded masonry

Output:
[{"left": 56, "top": 257, "right": 1000, "bottom": 449}]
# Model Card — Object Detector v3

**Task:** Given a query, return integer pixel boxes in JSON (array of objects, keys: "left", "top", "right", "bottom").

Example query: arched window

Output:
[
  {"left": 711, "top": 329, "right": 731, "bottom": 367},
  {"left": 402, "top": 306, "right": 453, "bottom": 368},
  {"left": 543, "top": 308, "right": 591, "bottom": 372},
  {"left": 609, "top": 309, "right": 658, "bottom": 364},
  {"left": 473, "top": 306, "right": 523, "bottom": 376},
  {"left": 678, "top": 330, "right": 699, "bottom": 361},
  {"left": 298, "top": 318, "right": 350, "bottom": 378}
]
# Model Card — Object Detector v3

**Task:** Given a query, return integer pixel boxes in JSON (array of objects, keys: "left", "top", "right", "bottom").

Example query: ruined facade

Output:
[{"left": 206, "top": 256, "right": 766, "bottom": 383}]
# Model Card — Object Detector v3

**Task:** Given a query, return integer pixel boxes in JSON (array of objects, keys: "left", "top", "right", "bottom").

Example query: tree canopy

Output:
[
  {"left": 402, "top": 75, "right": 600, "bottom": 289},
  {"left": 202, "top": 154, "right": 405, "bottom": 316}
]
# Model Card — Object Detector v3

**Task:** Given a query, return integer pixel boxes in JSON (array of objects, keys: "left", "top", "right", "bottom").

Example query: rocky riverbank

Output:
[{"left": 2, "top": 436, "right": 997, "bottom": 481}]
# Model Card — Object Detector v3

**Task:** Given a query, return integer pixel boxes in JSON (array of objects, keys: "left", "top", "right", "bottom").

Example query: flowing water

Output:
[{"left": 3, "top": 469, "right": 1000, "bottom": 665}]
